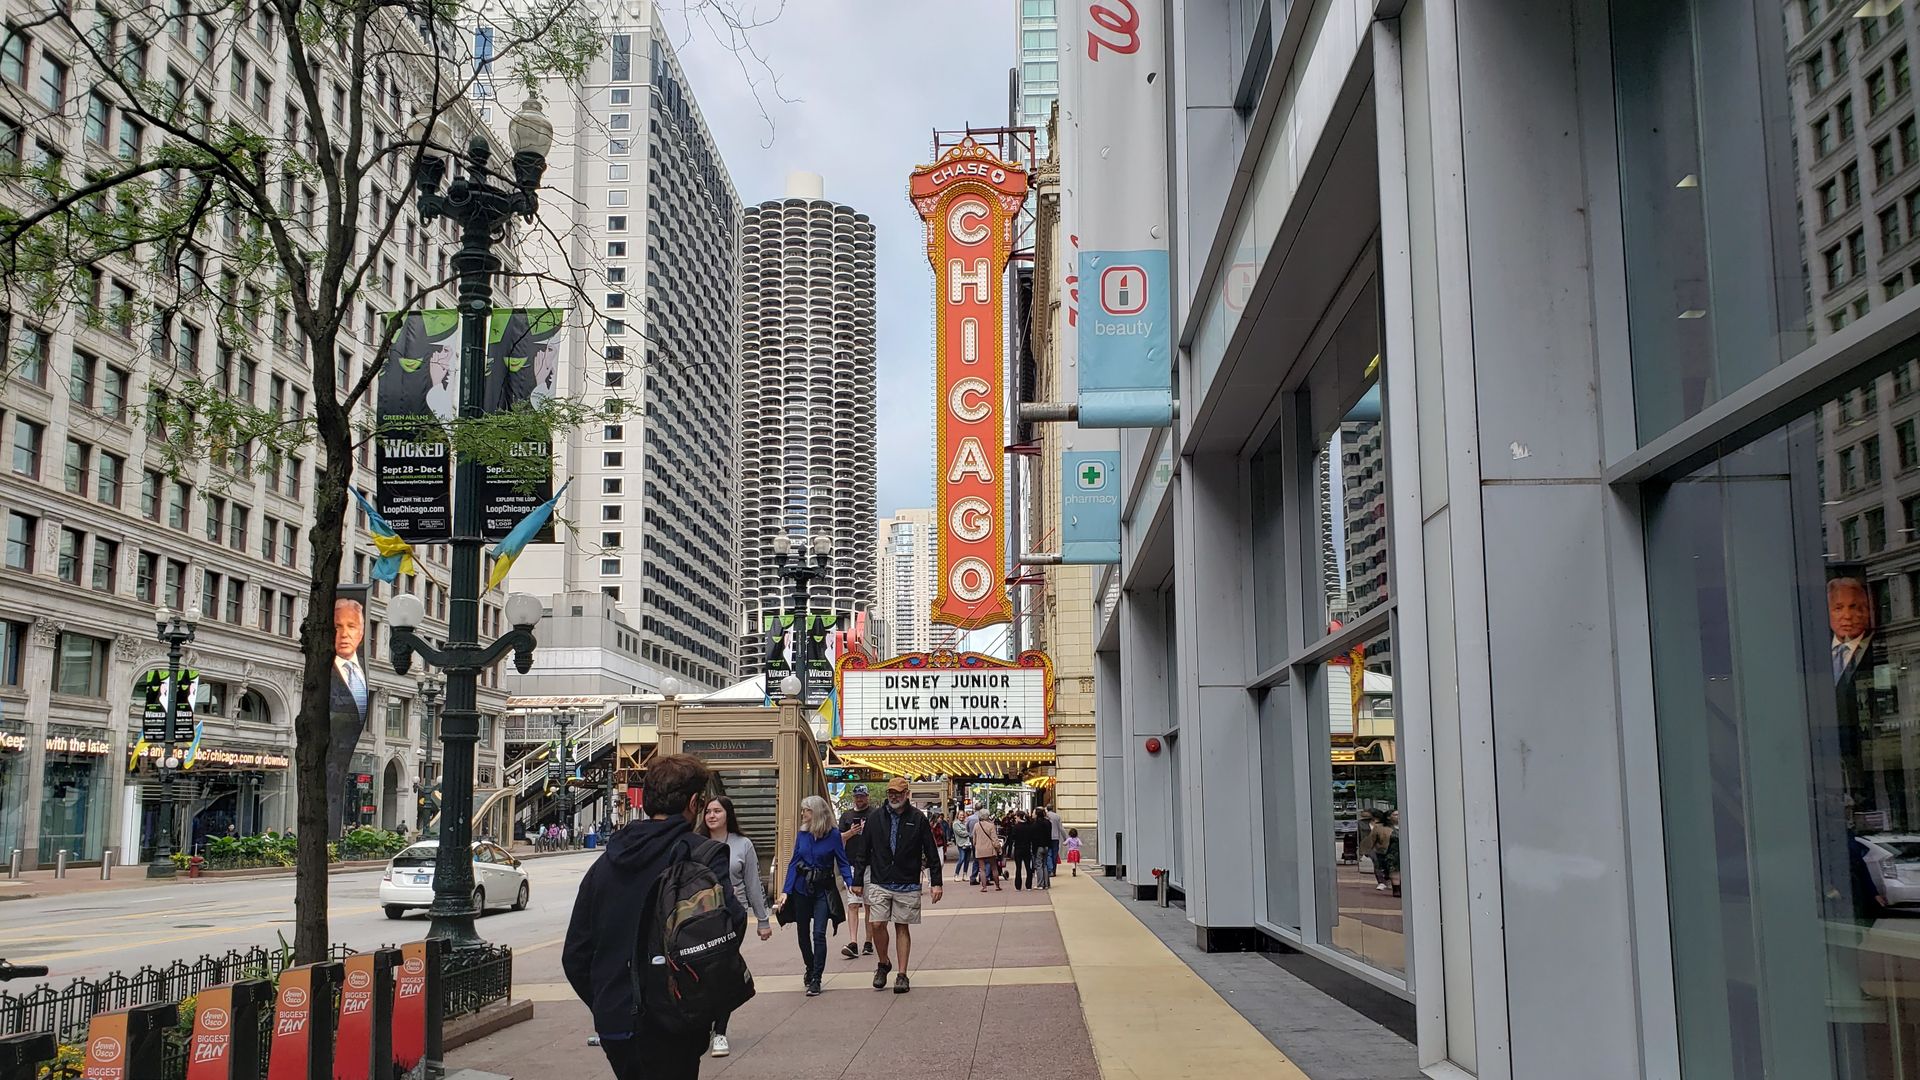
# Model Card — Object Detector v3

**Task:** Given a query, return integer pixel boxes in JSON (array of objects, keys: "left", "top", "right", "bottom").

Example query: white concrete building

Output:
[
  {"left": 736, "top": 173, "right": 877, "bottom": 674},
  {"left": 501, "top": 2, "right": 740, "bottom": 692},
  {"left": 873, "top": 509, "right": 957, "bottom": 659}
]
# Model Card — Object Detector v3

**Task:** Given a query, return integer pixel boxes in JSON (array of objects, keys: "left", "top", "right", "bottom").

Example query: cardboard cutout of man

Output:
[{"left": 324, "top": 595, "right": 372, "bottom": 837}]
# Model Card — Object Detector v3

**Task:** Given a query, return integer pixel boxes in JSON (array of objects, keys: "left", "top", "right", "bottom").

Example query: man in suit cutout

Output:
[
  {"left": 324, "top": 597, "right": 372, "bottom": 836},
  {"left": 1831, "top": 576, "right": 1876, "bottom": 686}
]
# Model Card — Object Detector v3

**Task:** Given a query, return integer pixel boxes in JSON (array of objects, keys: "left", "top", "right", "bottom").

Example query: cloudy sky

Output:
[{"left": 659, "top": 0, "right": 1018, "bottom": 519}]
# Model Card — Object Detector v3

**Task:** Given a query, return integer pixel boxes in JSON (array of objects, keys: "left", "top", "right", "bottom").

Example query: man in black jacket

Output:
[
  {"left": 850, "top": 776, "right": 943, "bottom": 993},
  {"left": 563, "top": 754, "right": 738, "bottom": 1079}
]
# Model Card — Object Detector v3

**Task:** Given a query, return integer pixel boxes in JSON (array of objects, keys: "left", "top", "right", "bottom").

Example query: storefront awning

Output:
[
  {"left": 836, "top": 748, "right": 1055, "bottom": 780},
  {"left": 1023, "top": 775, "right": 1056, "bottom": 789}
]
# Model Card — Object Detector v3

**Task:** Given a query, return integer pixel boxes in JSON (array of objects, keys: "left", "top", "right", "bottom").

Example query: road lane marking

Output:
[{"left": 16, "top": 905, "right": 381, "bottom": 964}]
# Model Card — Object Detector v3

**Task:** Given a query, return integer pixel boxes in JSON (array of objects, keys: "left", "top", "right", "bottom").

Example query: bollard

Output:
[
  {"left": 84, "top": 1002, "right": 177, "bottom": 1080},
  {"left": 1154, "top": 868, "right": 1170, "bottom": 907},
  {"left": 0, "top": 1032, "right": 55, "bottom": 1080},
  {"left": 100, "top": 850, "right": 113, "bottom": 880},
  {"left": 53, "top": 850, "right": 68, "bottom": 879},
  {"left": 185, "top": 977, "right": 274, "bottom": 1080},
  {"left": 5, "top": 849, "right": 18, "bottom": 879}
]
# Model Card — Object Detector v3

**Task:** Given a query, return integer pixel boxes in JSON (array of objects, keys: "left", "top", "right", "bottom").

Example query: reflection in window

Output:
[{"left": 1320, "top": 635, "right": 1401, "bottom": 975}]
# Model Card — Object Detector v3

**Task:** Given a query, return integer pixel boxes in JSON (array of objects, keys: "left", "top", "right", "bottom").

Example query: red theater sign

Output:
[{"left": 910, "top": 138, "right": 1028, "bottom": 629}]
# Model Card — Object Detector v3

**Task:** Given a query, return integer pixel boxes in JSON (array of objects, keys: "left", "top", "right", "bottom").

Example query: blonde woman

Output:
[{"left": 773, "top": 795, "right": 851, "bottom": 996}]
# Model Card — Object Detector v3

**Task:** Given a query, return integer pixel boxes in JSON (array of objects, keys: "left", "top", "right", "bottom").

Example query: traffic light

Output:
[{"left": 417, "top": 781, "right": 441, "bottom": 818}]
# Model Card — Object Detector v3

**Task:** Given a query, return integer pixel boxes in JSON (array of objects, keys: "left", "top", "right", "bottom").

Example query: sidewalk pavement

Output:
[{"left": 451, "top": 865, "right": 1311, "bottom": 1080}]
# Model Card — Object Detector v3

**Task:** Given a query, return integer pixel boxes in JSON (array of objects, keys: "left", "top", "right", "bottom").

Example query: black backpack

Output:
[{"left": 631, "top": 837, "right": 755, "bottom": 1033}]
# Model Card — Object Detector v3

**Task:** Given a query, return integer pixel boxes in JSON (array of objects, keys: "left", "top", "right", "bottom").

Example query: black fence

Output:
[{"left": 1, "top": 942, "right": 512, "bottom": 1079}]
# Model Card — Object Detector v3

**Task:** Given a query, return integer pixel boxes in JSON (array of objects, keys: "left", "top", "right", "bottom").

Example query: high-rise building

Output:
[
  {"left": 874, "top": 509, "right": 958, "bottom": 658},
  {"left": 0, "top": 6, "right": 513, "bottom": 866},
  {"left": 736, "top": 174, "right": 877, "bottom": 675},
  {"left": 1016, "top": 0, "right": 1061, "bottom": 154},
  {"left": 498, "top": 3, "right": 741, "bottom": 692}
]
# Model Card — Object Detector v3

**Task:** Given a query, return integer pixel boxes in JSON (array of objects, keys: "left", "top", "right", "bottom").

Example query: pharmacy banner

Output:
[
  {"left": 480, "top": 308, "right": 563, "bottom": 543},
  {"left": 909, "top": 138, "right": 1029, "bottom": 629},
  {"left": 1060, "top": 451, "right": 1121, "bottom": 563},
  {"left": 1072, "top": 0, "right": 1174, "bottom": 428},
  {"left": 375, "top": 311, "right": 459, "bottom": 542}
]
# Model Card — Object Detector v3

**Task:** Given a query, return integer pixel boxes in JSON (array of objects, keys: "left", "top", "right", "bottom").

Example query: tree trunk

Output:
[{"left": 292, "top": 333, "right": 355, "bottom": 965}]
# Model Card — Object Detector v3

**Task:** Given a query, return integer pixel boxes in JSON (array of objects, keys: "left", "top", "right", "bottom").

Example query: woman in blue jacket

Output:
[{"left": 774, "top": 794, "right": 852, "bottom": 996}]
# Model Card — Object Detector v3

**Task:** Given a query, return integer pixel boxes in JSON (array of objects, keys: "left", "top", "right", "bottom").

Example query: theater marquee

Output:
[
  {"left": 836, "top": 651, "right": 1054, "bottom": 748},
  {"left": 910, "top": 138, "right": 1029, "bottom": 630}
]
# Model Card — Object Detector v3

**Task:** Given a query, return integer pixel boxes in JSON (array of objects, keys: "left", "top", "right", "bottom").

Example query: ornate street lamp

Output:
[
  {"left": 388, "top": 97, "right": 554, "bottom": 950},
  {"left": 415, "top": 672, "right": 443, "bottom": 835},
  {"left": 773, "top": 535, "right": 832, "bottom": 691},
  {"left": 147, "top": 605, "right": 200, "bottom": 878}
]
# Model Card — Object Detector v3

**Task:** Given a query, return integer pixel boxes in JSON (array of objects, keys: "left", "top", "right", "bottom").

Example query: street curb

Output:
[{"left": 445, "top": 999, "right": 534, "bottom": 1051}]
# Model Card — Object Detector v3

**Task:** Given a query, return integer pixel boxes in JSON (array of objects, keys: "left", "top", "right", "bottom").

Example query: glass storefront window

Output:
[
  {"left": 1307, "top": 283, "right": 1389, "bottom": 638},
  {"left": 39, "top": 735, "right": 108, "bottom": 863},
  {"left": 1251, "top": 423, "right": 1290, "bottom": 672},
  {"left": 1259, "top": 687, "right": 1301, "bottom": 930},
  {"left": 1315, "top": 632, "right": 1402, "bottom": 976},
  {"left": 0, "top": 722, "right": 26, "bottom": 860}
]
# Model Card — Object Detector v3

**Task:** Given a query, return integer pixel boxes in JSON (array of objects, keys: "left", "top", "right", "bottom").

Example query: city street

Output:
[{"left": 0, "top": 851, "right": 599, "bottom": 980}]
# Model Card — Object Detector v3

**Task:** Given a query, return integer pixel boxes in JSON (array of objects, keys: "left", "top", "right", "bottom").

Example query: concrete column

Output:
[
  {"left": 1170, "top": 451, "right": 1259, "bottom": 937},
  {"left": 1095, "top": 646, "right": 1124, "bottom": 870},
  {"left": 1118, "top": 586, "right": 1174, "bottom": 896}
]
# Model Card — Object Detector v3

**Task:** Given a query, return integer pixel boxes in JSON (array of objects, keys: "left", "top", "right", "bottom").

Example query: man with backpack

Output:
[{"left": 563, "top": 754, "right": 749, "bottom": 1079}]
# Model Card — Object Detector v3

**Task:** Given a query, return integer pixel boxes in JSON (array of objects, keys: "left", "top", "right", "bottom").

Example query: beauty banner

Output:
[
  {"left": 265, "top": 966, "right": 316, "bottom": 1080},
  {"left": 392, "top": 943, "right": 428, "bottom": 1073},
  {"left": 909, "top": 138, "right": 1029, "bottom": 629},
  {"left": 375, "top": 311, "right": 459, "bottom": 542},
  {"left": 1072, "top": 0, "right": 1174, "bottom": 428},
  {"left": 185, "top": 985, "right": 236, "bottom": 1080},
  {"left": 480, "top": 308, "right": 563, "bottom": 543},
  {"left": 82, "top": 1010, "right": 130, "bottom": 1080}
]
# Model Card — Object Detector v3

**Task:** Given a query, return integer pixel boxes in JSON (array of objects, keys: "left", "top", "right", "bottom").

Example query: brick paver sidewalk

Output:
[{"left": 452, "top": 862, "right": 1102, "bottom": 1080}]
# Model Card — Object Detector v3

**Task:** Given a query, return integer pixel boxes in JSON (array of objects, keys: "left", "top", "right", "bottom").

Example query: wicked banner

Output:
[
  {"left": 480, "top": 308, "right": 563, "bottom": 543},
  {"left": 376, "top": 308, "right": 563, "bottom": 544},
  {"left": 761, "top": 612, "right": 843, "bottom": 708},
  {"left": 375, "top": 312, "right": 458, "bottom": 543}
]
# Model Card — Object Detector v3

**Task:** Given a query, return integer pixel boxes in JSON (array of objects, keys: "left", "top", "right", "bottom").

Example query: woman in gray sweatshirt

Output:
[{"left": 699, "top": 795, "right": 771, "bottom": 1057}]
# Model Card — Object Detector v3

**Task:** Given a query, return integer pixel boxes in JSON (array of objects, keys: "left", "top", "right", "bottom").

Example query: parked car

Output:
[
  {"left": 1856, "top": 833, "right": 1920, "bottom": 909},
  {"left": 380, "top": 840, "right": 530, "bottom": 919}
]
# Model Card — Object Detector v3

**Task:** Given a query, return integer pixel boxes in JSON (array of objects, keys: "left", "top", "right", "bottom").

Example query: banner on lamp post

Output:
[
  {"left": 375, "top": 311, "right": 459, "bottom": 543},
  {"left": 1072, "top": 0, "right": 1173, "bottom": 429},
  {"left": 480, "top": 308, "right": 564, "bottom": 543},
  {"left": 910, "top": 138, "right": 1029, "bottom": 630}
]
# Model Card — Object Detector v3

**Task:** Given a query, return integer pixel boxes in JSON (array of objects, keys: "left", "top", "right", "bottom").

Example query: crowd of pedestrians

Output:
[{"left": 565, "top": 773, "right": 1069, "bottom": 1078}]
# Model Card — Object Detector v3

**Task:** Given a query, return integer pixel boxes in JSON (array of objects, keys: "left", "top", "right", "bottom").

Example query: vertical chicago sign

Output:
[{"left": 910, "top": 138, "right": 1029, "bottom": 629}]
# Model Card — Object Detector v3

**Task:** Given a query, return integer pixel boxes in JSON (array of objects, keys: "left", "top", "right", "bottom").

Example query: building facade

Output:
[
  {"left": 1075, "top": 0, "right": 1920, "bottom": 1077},
  {"left": 874, "top": 508, "right": 959, "bottom": 658},
  {"left": 0, "top": 1, "right": 508, "bottom": 866},
  {"left": 1015, "top": 0, "right": 1061, "bottom": 155},
  {"left": 504, "top": 3, "right": 741, "bottom": 692},
  {"left": 736, "top": 173, "right": 877, "bottom": 675}
]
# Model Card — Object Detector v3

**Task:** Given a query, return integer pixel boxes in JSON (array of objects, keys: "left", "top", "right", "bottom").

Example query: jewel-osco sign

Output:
[{"left": 910, "top": 138, "right": 1028, "bottom": 629}]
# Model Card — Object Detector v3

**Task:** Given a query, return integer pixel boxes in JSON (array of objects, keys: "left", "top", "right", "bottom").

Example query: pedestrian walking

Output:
[
  {"left": 1065, "top": 828, "right": 1083, "bottom": 875},
  {"left": 837, "top": 785, "right": 873, "bottom": 959},
  {"left": 563, "top": 754, "right": 741, "bottom": 1080},
  {"left": 1359, "top": 810, "right": 1394, "bottom": 891},
  {"left": 698, "top": 796, "right": 773, "bottom": 1057},
  {"left": 954, "top": 806, "right": 975, "bottom": 881},
  {"left": 1045, "top": 802, "right": 1065, "bottom": 874},
  {"left": 1025, "top": 811, "right": 1053, "bottom": 889},
  {"left": 850, "top": 777, "right": 944, "bottom": 993},
  {"left": 1010, "top": 811, "right": 1035, "bottom": 890},
  {"left": 774, "top": 795, "right": 851, "bottom": 997},
  {"left": 971, "top": 811, "right": 1004, "bottom": 892}
]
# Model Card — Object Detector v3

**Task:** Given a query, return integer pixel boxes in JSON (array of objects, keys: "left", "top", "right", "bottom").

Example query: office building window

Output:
[
  {"left": 90, "top": 537, "right": 115, "bottom": 592},
  {"left": 56, "top": 527, "right": 80, "bottom": 584},
  {"left": 4, "top": 512, "right": 32, "bottom": 571},
  {"left": 11, "top": 419, "right": 40, "bottom": 478},
  {"left": 53, "top": 632, "right": 106, "bottom": 697}
]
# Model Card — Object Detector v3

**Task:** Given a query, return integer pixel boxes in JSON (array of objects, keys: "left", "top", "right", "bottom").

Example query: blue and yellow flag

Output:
[
  {"left": 487, "top": 479, "right": 571, "bottom": 591},
  {"left": 181, "top": 721, "right": 205, "bottom": 770},
  {"left": 352, "top": 488, "right": 417, "bottom": 582}
]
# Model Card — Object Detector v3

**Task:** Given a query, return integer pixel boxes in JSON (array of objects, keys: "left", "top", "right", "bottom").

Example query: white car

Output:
[
  {"left": 1857, "top": 833, "right": 1920, "bottom": 909},
  {"left": 380, "top": 840, "right": 531, "bottom": 919}
]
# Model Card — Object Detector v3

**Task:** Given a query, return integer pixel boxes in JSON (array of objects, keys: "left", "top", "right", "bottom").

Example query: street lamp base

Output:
[
  {"left": 426, "top": 911, "right": 483, "bottom": 951},
  {"left": 146, "top": 859, "right": 177, "bottom": 879}
]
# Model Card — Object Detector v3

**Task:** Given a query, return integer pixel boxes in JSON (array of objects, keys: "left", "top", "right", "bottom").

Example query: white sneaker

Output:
[
  {"left": 1375, "top": 884, "right": 1389, "bottom": 892},
  {"left": 710, "top": 1035, "right": 730, "bottom": 1057}
]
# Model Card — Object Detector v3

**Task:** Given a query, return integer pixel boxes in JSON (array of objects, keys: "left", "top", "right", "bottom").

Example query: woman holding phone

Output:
[
  {"left": 773, "top": 795, "right": 852, "bottom": 997},
  {"left": 698, "top": 795, "right": 771, "bottom": 1056}
]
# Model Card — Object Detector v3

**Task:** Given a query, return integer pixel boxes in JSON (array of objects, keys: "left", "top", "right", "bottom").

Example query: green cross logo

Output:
[{"left": 1078, "top": 462, "right": 1106, "bottom": 490}]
